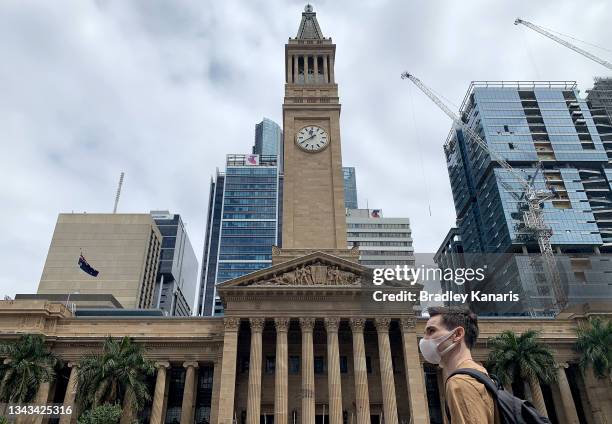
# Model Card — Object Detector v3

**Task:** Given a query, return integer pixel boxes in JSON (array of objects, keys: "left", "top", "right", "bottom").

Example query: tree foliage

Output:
[{"left": 0, "top": 334, "right": 60, "bottom": 403}]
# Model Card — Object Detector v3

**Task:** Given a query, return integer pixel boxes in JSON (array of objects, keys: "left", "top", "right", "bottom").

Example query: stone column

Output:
[
  {"left": 247, "top": 318, "right": 265, "bottom": 424},
  {"left": 150, "top": 361, "right": 170, "bottom": 424},
  {"left": 323, "top": 55, "right": 328, "bottom": 84},
  {"left": 287, "top": 55, "right": 293, "bottom": 83},
  {"left": 58, "top": 363, "right": 78, "bottom": 424},
  {"left": 300, "top": 317, "right": 316, "bottom": 424},
  {"left": 399, "top": 318, "right": 429, "bottom": 424},
  {"left": 329, "top": 55, "right": 335, "bottom": 83},
  {"left": 275, "top": 318, "right": 290, "bottom": 424},
  {"left": 180, "top": 361, "right": 199, "bottom": 424},
  {"left": 313, "top": 55, "right": 319, "bottom": 83},
  {"left": 556, "top": 363, "right": 580, "bottom": 424},
  {"left": 33, "top": 381, "right": 51, "bottom": 424},
  {"left": 210, "top": 350, "right": 223, "bottom": 424},
  {"left": 325, "top": 318, "right": 343, "bottom": 424},
  {"left": 349, "top": 318, "right": 370, "bottom": 424},
  {"left": 294, "top": 55, "right": 299, "bottom": 84},
  {"left": 303, "top": 55, "right": 309, "bottom": 83},
  {"left": 374, "top": 318, "right": 398, "bottom": 424},
  {"left": 218, "top": 317, "right": 240, "bottom": 424}
]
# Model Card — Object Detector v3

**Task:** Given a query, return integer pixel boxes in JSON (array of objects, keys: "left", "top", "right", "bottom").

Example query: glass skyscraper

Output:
[
  {"left": 253, "top": 118, "right": 282, "bottom": 168},
  {"left": 343, "top": 167, "right": 358, "bottom": 209},
  {"left": 439, "top": 81, "right": 612, "bottom": 315},
  {"left": 198, "top": 154, "right": 280, "bottom": 316}
]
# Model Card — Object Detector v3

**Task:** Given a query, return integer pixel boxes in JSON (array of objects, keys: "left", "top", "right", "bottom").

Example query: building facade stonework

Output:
[{"left": 1, "top": 5, "right": 611, "bottom": 424}]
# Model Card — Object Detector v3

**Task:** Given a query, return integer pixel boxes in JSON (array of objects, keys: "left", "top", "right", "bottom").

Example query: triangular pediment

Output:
[{"left": 217, "top": 251, "right": 371, "bottom": 289}]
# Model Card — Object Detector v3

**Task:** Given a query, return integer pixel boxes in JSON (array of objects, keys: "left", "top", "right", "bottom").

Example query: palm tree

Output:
[
  {"left": 77, "top": 336, "right": 154, "bottom": 422},
  {"left": 487, "top": 330, "right": 557, "bottom": 417},
  {"left": 0, "top": 334, "right": 60, "bottom": 405},
  {"left": 575, "top": 316, "right": 611, "bottom": 379},
  {"left": 575, "top": 316, "right": 611, "bottom": 424}
]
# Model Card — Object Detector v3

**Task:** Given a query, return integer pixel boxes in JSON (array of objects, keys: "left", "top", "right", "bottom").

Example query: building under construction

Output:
[{"left": 437, "top": 81, "right": 612, "bottom": 316}]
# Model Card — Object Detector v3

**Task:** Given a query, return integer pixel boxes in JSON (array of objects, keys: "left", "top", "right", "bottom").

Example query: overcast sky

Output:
[{"left": 1, "top": 0, "right": 611, "bottom": 301}]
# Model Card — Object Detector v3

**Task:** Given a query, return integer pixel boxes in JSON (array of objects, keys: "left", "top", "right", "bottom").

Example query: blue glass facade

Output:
[
  {"left": 442, "top": 82, "right": 612, "bottom": 315},
  {"left": 343, "top": 167, "right": 358, "bottom": 209},
  {"left": 253, "top": 118, "right": 282, "bottom": 168},
  {"left": 198, "top": 155, "right": 280, "bottom": 316}
]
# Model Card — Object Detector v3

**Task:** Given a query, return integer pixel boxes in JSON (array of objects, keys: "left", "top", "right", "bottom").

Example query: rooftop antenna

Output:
[{"left": 113, "top": 172, "right": 125, "bottom": 213}]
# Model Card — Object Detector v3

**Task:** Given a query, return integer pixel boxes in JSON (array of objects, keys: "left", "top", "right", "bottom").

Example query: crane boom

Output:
[
  {"left": 401, "top": 72, "right": 568, "bottom": 311},
  {"left": 401, "top": 73, "right": 532, "bottom": 189},
  {"left": 515, "top": 18, "right": 612, "bottom": 71}
]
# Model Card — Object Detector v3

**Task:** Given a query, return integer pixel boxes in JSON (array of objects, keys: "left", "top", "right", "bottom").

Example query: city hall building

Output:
[{"left": 1, "top": 5, "right": 611, "bottom": 424}]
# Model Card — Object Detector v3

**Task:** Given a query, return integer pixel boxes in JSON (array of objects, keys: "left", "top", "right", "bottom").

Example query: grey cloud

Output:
[{"left": 1, "top": 0, "right": 610, "bottom": 305}]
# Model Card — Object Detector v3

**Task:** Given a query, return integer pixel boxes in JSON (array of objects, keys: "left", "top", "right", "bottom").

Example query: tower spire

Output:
[{"left": 296, "top": 4, "right": 324, "bottom": 39}]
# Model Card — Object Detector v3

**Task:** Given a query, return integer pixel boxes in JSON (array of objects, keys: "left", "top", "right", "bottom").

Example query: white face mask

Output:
[{"left": 419, "top": 328, "right": 459, "bottom": 364}]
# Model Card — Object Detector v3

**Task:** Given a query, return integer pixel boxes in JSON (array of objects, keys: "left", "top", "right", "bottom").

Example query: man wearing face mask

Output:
[{"left": 421, "top": 306, "right": 499, "bottom": 424}]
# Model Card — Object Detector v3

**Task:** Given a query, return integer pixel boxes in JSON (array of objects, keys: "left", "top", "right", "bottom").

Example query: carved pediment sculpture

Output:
[{"left": 249, "top": 262, "right": 361, "bottom": 286}]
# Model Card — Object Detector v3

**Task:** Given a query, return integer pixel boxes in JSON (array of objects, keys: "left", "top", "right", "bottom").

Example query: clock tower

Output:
[{"left": 281, "top": 4, "right": 347, "bottom": 250}]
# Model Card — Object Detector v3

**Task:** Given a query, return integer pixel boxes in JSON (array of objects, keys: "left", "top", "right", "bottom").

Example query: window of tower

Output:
[
  {"left": 317, "top": 56, "right": 324, "bottom": 82},
  {"left": 298, "top": 56, "right": 305, "bottom": 83},
  {"left": 307, "top": 56, "right": 314, "bottom": 83}
]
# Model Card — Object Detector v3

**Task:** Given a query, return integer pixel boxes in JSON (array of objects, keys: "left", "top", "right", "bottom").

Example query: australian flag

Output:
[{"left": 78, "top": 254, "right": 99, "bottom": 277}]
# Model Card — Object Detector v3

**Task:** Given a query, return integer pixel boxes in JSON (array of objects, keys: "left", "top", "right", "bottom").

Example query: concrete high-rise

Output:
[
  {"left": 37, "top": 213, "right": 161, "bottom": 309},
  {"left": 439, "top": 81, "right": 612, "bottom": 315},
  {"left": 346, "top": 208, "right": 414, "bottom": 268},
  {"left": 150, "top": 211, "right": 199, "bottom": 316},
  {"left": 198, "top": 154, "right": 281, "bottom": 316},
  {"left": 343, "top": 167, "right": 358, "bottom": 209},
  {"left": 586, "top": 77, "right": 612, "bottom": 123}
]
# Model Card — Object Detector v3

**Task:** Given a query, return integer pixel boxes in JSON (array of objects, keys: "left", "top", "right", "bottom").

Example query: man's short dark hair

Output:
[{"left": 427, "top": 306, "right": 479, "bottom": 349}]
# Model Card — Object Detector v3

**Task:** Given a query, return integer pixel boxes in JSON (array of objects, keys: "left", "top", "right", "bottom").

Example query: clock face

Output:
[{"left": 295, "top": 125, "right": 329, "bottom": 152}]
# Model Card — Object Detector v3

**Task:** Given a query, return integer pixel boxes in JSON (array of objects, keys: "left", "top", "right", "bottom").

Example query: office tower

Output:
[
  {"left": 586, "top": 77, "right": 612, "bottom": 123},
  {"left": 343, "top": 167, "right": 358, "bottom": 209},
  {"left": 198, "top": 154, "right": 281, "bottom": 316},
  {"left": 440, "top": 81, "right": 612, "bottom": 315},
  {"left": 346, "top": 208, "right": 415, "bottom": 268},
  {"left": 150, "top": 211, "right": 199, "bottom": 316},
  {"left": 253, "top": 117, "right": 282, "bottom": 168},
  {"left": 37, "top": 213, "right": 161, "bottom": 309}
]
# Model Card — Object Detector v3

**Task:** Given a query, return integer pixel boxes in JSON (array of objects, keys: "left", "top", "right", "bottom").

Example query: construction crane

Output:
[
  {"left": 514, "top": 18, "right": 612, "bottom": 71},
  {"left": 401, "top": 72, "right": 568, "bottom": 311}
]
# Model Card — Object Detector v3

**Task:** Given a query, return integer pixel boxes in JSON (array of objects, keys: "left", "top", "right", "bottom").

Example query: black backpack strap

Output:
[
  {"left": 444, "top": 368, "right": 500, "bottom": 423},
  {"left": 447, "top": 368, "right": 500, "bottom": 397}
]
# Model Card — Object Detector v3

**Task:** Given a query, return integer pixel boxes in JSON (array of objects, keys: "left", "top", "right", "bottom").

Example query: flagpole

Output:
[{"left": 113, "top": 172, "right": 125, "bottom": 213}]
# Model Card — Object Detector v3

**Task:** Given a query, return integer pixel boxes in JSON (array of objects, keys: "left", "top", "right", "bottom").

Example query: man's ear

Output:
[{"left": 454, "top": 326, "right": 465, "bottom": 342}]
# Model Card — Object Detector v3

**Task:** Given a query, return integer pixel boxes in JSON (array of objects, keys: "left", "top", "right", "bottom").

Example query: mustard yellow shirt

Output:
[{"left": 445, "top": 359, "right": 500, "bottom": 424}]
